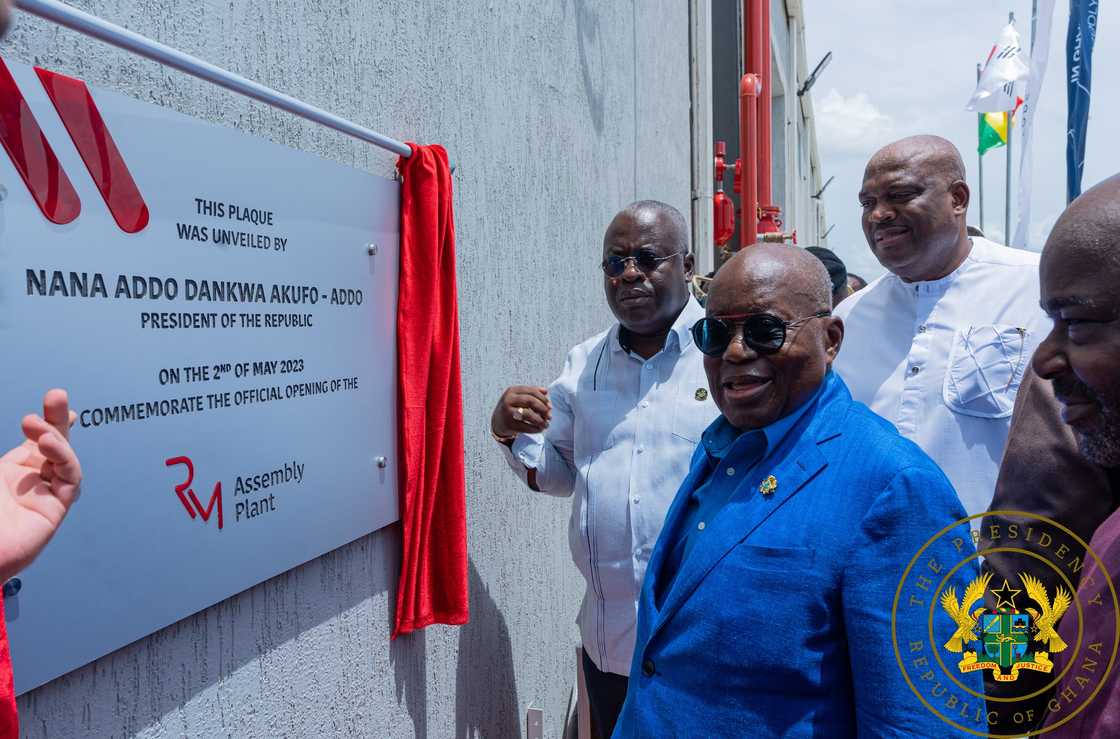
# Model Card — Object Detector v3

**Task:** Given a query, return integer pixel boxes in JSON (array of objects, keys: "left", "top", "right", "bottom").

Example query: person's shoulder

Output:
[
  {"left": 832, "top": 399, "right": 947, "bottom": 480},
  {"left": 833, "top": 272, "right": 892, "bottom": 322},
  {"left": 568, "top": 325, "right": 614, "bottom": 360},
  {"left": 969, "top": 237, "right": 1042, "bottom": 268}
]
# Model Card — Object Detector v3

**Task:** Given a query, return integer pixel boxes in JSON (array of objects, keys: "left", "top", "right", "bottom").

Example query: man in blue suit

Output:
[{"left": 614, "top": 245, "right": 986, "bottom": 737}]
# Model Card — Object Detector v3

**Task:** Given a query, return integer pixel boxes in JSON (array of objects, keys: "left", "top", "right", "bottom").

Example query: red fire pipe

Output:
[
  {"left": 738, "top": 73, "right": 761, "bottom": 249},
  {"left": 745, "top": 0, "right": 782, "bottom": 236}
]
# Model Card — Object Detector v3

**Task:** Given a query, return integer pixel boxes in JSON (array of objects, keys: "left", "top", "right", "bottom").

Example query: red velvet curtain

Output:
[
  {"left": 0, "top": 599, "right": 16, "bottom": 739},
  {"left": 392, "top": 143, "right": 468, "bottom": 637}
]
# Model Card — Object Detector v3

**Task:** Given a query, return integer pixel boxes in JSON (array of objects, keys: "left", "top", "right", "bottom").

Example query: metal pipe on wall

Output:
[
  {"left": 13, "top": 0, "right": 413, "bottom": 158},
  {"left": 745, "top": 0, "right": 779, "bottom": 235},
  {"left": 738, "top": 74, "right": 761, "bottom": 249}
]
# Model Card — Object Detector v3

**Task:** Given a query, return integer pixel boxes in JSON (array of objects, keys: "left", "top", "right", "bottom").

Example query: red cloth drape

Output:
[
  {"left": 392, "top": 143, "right": 468, "bottom": 637},
  {"left": 0, "top": 599, "right": 16, "bottom": 739}
]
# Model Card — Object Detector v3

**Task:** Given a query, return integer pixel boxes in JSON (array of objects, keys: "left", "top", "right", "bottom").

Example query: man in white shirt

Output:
[
  {"left": 490, "top": 200, "right": 717, "bottom": 737},
  {"left": 832, "top": 135, "right": 1049, "bottom": 516}
]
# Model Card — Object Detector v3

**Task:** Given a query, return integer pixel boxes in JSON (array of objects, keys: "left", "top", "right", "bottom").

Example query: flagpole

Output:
[
  {"left": 977, "top": 63, "right": 985, "bottom": 232},
  {"left": 1005, "top": 10, "right": 1015, "bottom": 244}
]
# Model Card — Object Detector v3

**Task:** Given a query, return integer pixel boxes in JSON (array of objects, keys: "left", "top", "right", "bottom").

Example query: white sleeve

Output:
[{"left": 498, "top": 351, "right": 578, "bottom": 497}]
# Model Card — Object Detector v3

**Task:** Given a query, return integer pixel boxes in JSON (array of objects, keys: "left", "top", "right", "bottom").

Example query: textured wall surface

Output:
[{"left": 1, "top": 1, "right": 691, "bottom": 736}]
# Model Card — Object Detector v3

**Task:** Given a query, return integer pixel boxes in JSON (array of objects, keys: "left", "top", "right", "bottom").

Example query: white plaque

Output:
[{"left": 0, "top": 58, "right": 400, "bottom": 693}]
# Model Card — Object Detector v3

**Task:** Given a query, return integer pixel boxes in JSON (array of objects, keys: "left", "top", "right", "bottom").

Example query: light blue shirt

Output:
[
  {"left": 501, "top": 297, "right": 718, "bottom": 674},
  {"left": 656, "top": 378, "right": 826, "bottom": 606}
]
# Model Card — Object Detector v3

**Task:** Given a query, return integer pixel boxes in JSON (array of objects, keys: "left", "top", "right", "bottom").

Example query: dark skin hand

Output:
[
  {"left": 492, "top": 385, "right": 552, "bottom": 438},
  {"left": 490, "top": 385, "right": 550, "bottom": 490}
]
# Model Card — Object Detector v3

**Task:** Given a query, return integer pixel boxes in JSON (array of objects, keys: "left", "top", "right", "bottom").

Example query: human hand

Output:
[
  {"left": 491, "top": 385, "right": 551, "bottom": 439},
  {"left": 0, "top": 389, "right": 83, "bottom": 584}
]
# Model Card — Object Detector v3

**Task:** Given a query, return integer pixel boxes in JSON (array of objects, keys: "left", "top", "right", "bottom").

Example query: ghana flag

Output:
[{"left": 978, "top": 111, "right": 1009, "bottom": 155}]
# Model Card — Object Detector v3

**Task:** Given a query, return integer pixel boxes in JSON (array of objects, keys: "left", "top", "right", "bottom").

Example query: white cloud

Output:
[{"left": 816, "top": 88, "right": 896, "bottom": 156}]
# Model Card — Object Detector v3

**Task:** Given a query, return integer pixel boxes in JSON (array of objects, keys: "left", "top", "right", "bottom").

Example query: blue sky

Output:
[{"left": 805, "top": 0, "right": 1115, "bottom": 281}]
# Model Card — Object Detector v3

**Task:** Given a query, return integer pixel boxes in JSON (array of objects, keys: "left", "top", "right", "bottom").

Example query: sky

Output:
[{"left": 804, "top": 0, "right": 1116, "bottom": 282}]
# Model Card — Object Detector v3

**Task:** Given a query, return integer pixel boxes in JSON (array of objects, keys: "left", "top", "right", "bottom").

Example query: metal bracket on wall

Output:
[
  {"left": 525, "top": 707, "right": 543, "bottom": 739},
  {"left": 14, "top": 0, "right": 428, "bottom": 161}
]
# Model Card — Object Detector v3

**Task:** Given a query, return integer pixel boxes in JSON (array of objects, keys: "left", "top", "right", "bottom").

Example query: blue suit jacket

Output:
[{"left": 614, "top": 373, "right": 986, "bottom": 737}]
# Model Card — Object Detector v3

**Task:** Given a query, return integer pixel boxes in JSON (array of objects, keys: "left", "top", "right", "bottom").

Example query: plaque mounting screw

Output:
[
  {"left": 2, "top": 578, "right": 21, "bottom": 598},
  {"left": 367, "top": 243, "right": 378, "bottom": 256},
  {"left": 376, "top": 456, "right": 388, "bottom": 469}
]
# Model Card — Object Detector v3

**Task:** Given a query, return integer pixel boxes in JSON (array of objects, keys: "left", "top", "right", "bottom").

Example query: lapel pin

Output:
[
  {"left": 695, "top": 388, "right": 708, "bottom": 401},
  {"left": 759, "top": 475, "right": 778, "bottom": 495}
]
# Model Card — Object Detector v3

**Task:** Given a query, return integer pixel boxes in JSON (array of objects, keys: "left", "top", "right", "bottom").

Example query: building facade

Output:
[{"left": 1, "top": 2, "right": 823, "bottom": 736}]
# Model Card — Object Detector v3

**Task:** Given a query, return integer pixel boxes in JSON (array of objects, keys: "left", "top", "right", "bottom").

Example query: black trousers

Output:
[{"left": 582, "top": 648, "right": 629, "bottom": 739}]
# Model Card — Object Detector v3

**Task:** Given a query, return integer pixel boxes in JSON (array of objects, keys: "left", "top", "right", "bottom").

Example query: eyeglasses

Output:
[
  {"left": 690, "top": 311, "right": 831, "bottom": 356},
  {"left": 601, "top": 249, "right": 682, "bottom": 278}
]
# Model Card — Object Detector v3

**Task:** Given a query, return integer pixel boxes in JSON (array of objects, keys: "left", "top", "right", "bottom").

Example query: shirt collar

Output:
[
  {"left": 611, "top": 295, "right": 705, "bottom": 355},
  {"left": 892, "top": 237, "right": 980, "bottom": 297},
  {"left": 700, "top": 371, "right": 832, "bottom": 461}
]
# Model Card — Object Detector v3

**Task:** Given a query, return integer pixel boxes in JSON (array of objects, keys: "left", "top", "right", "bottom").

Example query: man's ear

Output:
[
  {"left": 950, "top": 179, "right": 970, "bottom": 215},
  {"left": 824, "top": 316, "right": 844, "bottom": 365},
  {"left": 683, "top": 252, "right": 695, "bottom": 282}
]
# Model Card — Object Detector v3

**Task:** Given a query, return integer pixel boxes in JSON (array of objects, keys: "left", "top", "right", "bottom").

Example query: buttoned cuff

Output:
[{"left": 506, "top": 432, "right": 545, "bottom": 469}]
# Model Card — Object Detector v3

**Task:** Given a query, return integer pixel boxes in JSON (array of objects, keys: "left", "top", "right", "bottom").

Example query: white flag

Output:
[
  {"left": 1013, "top": 0, "right": 1056, "bottom": 249},
  {"left": 967, "top": 23, "right": 1030, "bottom": 112}
]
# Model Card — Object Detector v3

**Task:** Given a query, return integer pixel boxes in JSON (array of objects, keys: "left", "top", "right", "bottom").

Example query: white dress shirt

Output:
[
  {"left": 832, "top": 237, "right": 1048, "bottom": 517},
  {"left": 501, "top": 296, "right": 717, "bottom": 675}
]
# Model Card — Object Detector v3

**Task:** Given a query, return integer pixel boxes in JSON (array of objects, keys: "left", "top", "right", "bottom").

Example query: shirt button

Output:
[
  {"left": 910, "top": 366, "right": 921, "bottom": 375},
  {"left": 918, "top": 325, "right": 928, "bottom": 333},
  {"left": 632, "top": 496, "right": 640, "bottom": 505},
  {"left": 726, "top": 467, "right": 736, "bottom": 476},
  {"left": 640, "top": 400, "right": 649, "bottom": 409},
  {"left": 642, "top": 659, "right": 655, "bottom": 677},
  {"left": 637, "top": 445, "right": 645, "bottom": 454},
  {"left": 698, "top": 521, "right": 706, "bottom": 531},
  {"left": 644, "top": 364, "right": 653, "bottom": 371}
]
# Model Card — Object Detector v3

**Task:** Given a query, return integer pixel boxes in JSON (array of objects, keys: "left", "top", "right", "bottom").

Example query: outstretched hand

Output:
[{"left": 0, "top": 389, "right": 83, "bottom": 584}]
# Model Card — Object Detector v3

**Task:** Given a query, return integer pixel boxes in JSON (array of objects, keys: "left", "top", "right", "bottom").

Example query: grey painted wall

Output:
[{"left": 1, "top": 1, "right": 691, "bottom": 736}]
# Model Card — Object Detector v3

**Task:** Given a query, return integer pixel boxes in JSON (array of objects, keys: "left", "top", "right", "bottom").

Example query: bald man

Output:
[
  {"left": 615, "top": 245, "right": 982, "bottom": 736},
  {"left": 832, "top": 135, "right": 1050, "bottom": 518},
  {"left": 1024, "top": 175, "right": 1120, "bottom": 736}
]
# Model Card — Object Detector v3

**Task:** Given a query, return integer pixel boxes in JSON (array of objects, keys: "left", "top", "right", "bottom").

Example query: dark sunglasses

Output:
[
  {"left": 690, "top": 311, "right": 831, "bottom": 356},
  {"left": 601, "top": 249, "right": 682, "bottom": 278}
]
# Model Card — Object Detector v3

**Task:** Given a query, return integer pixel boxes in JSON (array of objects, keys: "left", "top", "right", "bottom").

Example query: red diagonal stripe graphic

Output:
[
  {"left": 0, "top": 57, "right": 81, "bottom": 225},
  {"left": 36, "top": 67, "right": 149, "bottom": 233}
]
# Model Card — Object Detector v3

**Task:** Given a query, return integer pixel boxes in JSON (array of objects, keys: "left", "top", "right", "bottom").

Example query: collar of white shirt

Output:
[
  {"left": 608, "top": 295, "right": 704, "bottom": 356},
  {"left": 886, "top": 237, "right": 1007, "bottom": 298}
]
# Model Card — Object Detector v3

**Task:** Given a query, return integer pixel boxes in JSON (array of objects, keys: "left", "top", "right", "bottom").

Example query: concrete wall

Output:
[{"left": 1, "top": 1, "right": 691, "bottom": 736}]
